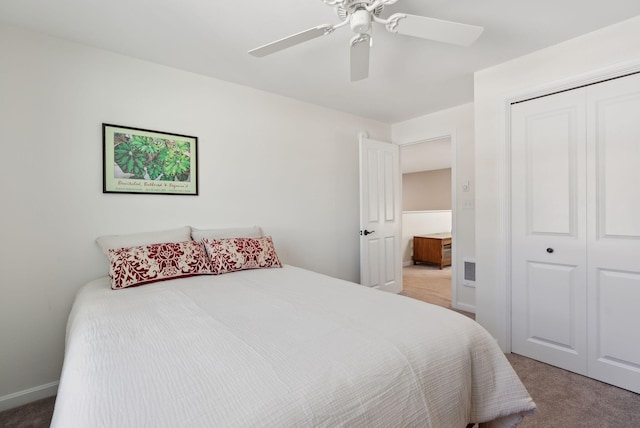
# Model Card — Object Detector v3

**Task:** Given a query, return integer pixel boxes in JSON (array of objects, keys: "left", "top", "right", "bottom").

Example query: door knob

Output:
[
  {"left": 546, "top": 248, "right": 554, "bottom": 253},
  {"left": 362, "top": 229, "right": 375, "bottom": 236}
]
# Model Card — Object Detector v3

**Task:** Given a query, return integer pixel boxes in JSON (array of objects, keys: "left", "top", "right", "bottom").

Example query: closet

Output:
[{"left": 510, "top": 72, "right": 640, "bottom": 394}]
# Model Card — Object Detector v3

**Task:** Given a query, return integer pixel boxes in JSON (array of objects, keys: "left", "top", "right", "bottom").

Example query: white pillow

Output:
[
  {"left": 191, "top": 226, "right": 263, "bottom": 242},
  {"left": 96, "top": 226, "right": 192, "bottom": 254}
]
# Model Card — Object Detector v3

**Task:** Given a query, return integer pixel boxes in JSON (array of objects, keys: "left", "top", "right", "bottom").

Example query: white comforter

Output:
[{"left": 52, "top": 265, "right": 535, "bottom": 428}]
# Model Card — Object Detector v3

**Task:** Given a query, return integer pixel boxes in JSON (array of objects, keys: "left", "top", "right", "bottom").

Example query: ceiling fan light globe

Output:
[{"left": 350, "top": 9, "right": 371, "bottom": 33}]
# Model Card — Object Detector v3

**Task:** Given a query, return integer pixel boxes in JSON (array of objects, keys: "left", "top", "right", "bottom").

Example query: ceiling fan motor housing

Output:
[{"left": 350, "top": 8, "right": 371, "bottom": 33}]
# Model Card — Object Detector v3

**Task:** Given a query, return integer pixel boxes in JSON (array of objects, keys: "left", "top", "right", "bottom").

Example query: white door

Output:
[
  {"left": 511, "top": 71, "right": 640, "bottom": 394},
  {"left": 359, "top": 136, "right": 402, "bottom": 293},
  {"left": 511, "top": 88, "right": 589, "bottom": 375},
  {"left": 586, "top": 73, "right": 640, "bottom": 393}
]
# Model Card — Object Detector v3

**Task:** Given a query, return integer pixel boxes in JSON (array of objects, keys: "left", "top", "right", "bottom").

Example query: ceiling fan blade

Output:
[
  {"left": 350, "top": 33, "right": 370, "bottom": 82},
  {"left": 386, "top": 13, "right": 483, "bottom": 46},
  {"left": 249, "top": 24, "right": 334, "bottom": 57}
]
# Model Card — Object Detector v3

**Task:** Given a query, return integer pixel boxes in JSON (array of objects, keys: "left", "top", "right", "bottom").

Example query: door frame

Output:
[
  {"left": 398, "top": 132, "right": 460, "bottom": 310},
  {"left": 501, "top": 59, "right": 640, "bottom": 353}
]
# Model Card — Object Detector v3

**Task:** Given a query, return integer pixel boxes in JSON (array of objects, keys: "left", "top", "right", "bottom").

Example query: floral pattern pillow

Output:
[
  {"left": 107, "top": 241, "right": 212, "bottom": 290},
  {"left": 202, "top": 236, "right": 282, "bottom": 275}
]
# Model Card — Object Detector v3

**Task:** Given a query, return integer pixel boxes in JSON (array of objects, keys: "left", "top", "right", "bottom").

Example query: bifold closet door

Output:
[
  {"left": 586, "top": 73, "right": 640, "bottom": 393},
  {"left": 512, "top": 71, "right": 640, "bottom": 394},
  {"left": 511, "top": 88, "right": 588, "bottom": 375}
]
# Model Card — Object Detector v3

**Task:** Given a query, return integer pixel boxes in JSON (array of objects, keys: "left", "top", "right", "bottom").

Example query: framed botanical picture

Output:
[{"left": 103, "top": 123, "right": 198, "bottom": 195}]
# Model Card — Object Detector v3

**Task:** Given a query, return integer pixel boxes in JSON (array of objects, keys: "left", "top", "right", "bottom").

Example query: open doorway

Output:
[{"left": 399, "top": 138, "right": 470, "bottom": 316}]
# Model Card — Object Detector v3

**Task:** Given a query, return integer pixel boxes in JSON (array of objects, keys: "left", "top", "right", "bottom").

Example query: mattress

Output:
[{"left": 51, "top": 265, "right": 535, "bottom": 427}]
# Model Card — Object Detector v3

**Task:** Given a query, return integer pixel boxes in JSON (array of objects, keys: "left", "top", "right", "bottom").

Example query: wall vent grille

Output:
[{"left": 463, "top": 258, "right": 476, "bottom": 287}]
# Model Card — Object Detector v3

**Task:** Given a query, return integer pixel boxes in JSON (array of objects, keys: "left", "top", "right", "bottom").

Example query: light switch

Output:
[{"left": 463, "top": 200, "right": 474, "bottom": 209}]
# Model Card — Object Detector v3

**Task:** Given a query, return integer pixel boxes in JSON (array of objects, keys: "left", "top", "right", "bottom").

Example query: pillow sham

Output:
[
  {"left": 202, "top": 236, "right": 282, "bottom": 275},
  {"left": 191, "top": 226, "right": 263, "bottom": 242},
  {"left": 107, "top": 240, "right": 212, "bottom": 290},
  {"left": 97, "top": 226, "right": 192, "bottom": 255}
]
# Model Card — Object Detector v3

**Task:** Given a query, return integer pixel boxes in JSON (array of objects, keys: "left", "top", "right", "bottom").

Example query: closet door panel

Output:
[
  {"left": 587, "top": 72, "right": 640, "bottom": 394},
  {"left": 511, "top": 89, "right": 588, "bottom": 375},
  {"left": 596, "top": 270, "right": 640, "bottom": 362},
  {"left": 525, "top": 262, "right": 579, "bottom": 350},
  {"left": 592, "top": 79, "right": 640, "bottom": 238}
]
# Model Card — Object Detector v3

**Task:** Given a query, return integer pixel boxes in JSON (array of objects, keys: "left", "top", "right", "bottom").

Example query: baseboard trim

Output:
[
  {"left": 453, "top": 301, "right": 476, "bottom": 314},
  {"left": 0, "top": 381, "right": 58, "bottom": 412}
]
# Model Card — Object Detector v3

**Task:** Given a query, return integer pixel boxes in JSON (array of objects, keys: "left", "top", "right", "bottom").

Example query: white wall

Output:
[
  {"left": 401, "top": 211, "right": 452, "bottom": 265},
  {"left": 474, "top": 15, "right": 640, "bottom": 350},
  {"left": 392, "top": 103, "right": 476, "bottom": 312},
  {"left": 0, "top": 25, "right": 390, "bottom": 408},
  {"left": 402, "top": 169, "right": 452, "bottom": 211}
]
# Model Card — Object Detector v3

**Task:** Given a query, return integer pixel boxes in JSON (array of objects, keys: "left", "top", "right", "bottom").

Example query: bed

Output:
[{"left": 51, "top": 228, "right": 535, "bottom": 427}]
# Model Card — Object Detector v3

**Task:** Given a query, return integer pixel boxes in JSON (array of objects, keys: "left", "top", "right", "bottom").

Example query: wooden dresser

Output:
[{"left": 413, "top": 233, "right": 452, "bottom": 269}]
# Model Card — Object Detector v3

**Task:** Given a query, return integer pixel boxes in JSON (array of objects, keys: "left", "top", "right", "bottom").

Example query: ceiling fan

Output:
[{"left": 248, "top": 0, "right": 484, "bottom": 82}]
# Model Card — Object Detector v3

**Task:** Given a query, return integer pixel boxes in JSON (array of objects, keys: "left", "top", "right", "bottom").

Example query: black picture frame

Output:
[{"left": 102, "top": 123, "right": 198, "bottom": 195}]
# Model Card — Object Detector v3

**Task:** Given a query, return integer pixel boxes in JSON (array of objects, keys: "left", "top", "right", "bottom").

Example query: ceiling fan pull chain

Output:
[{"left": 370, "top": 24, "right": 374, "bottom": 48}]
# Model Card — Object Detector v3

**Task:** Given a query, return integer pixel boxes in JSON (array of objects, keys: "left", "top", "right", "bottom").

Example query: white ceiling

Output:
[
  {"left": 400, "top": 138, "right": 451, "bottom": 174},
  {"left": 2, "top": 1, "right": 640, "bottom": 123}
]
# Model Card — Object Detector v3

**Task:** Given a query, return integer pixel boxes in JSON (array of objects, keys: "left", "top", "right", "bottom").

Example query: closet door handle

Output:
[{"left": 546, "top": 248, "right": 554, "bottom": 254}]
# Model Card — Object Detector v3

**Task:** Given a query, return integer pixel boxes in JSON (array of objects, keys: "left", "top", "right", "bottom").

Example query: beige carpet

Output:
[
  {"left": 507, "top": 353, "right": 640, "bottom": 427},
  {"left": 0, "top": 396, "right": 55, "bottom": 428}
]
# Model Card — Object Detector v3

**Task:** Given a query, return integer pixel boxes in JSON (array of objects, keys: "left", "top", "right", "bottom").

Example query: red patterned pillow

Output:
[
  {"left": 202, "top": 236, "right": 282, "bottom": 275},
  {"left": 107, "top": 241, "right": 212, "bottom": 290}
]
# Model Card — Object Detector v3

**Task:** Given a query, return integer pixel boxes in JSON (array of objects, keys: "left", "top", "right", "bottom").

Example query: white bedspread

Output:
[{"left": 51, "top": 265, "right": 535, "bottom": 427}]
